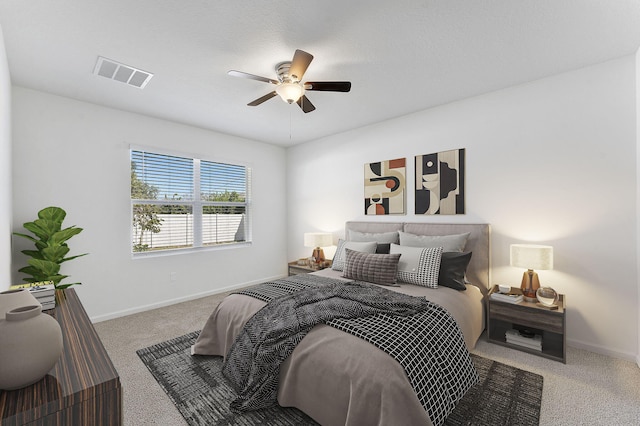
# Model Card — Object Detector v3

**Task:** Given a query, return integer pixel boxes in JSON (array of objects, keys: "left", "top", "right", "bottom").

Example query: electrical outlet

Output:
[{"left": 170, "top": 272, "right": 177, "bottom": 282}]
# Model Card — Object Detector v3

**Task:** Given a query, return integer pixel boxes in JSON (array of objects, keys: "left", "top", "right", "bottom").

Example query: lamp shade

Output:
[
  {"left": 304, "top": 232, "right": 333, "bottom": 248},
  {"left": 276, "top": 82, "right": 304, "bottom": 104},
  {"left": 510, "top": 244, "right": 553, "bottom": 270}
]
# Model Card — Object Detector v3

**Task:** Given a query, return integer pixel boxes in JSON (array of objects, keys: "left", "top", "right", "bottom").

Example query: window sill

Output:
[{"left": 131, "top": 241, "right": 252, "bottom": 259}]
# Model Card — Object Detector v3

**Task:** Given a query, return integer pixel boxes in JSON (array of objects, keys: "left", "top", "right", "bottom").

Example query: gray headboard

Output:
[{"left": 345, "top": 221, "right": 491, "bottom": 293}]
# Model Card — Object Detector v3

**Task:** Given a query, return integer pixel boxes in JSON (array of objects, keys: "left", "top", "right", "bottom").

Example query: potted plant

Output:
[{"left": 13, "top": 206, "right": 88, "bottom": 289}]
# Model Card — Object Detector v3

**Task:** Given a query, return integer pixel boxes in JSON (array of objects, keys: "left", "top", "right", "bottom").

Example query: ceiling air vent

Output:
[{"left": 93, "top": 56, "right": 153, "bottom": 89}]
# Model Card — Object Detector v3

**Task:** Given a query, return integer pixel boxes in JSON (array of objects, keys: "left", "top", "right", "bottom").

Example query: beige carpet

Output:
[{"left": 94, "top": 291, "right": 640, "bottom": 426}]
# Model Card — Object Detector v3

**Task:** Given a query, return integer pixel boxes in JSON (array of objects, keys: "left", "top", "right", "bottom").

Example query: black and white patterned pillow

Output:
[
  {"left": 342, "top": 248, "right": 401, "bottom": 286},
  {"left": 390, "top": 244, "right": 443, "bottom": 288},
  {"left": 331, "top": 239, "right": 377, "bottom": 271}
]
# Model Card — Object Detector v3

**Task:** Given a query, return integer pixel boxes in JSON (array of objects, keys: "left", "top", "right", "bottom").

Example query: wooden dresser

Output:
[{"left": 0, "top": 289, "right": 121, "bottom": 425}]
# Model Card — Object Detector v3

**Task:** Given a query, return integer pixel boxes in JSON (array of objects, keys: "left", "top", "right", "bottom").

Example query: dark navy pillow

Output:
[{"left": 375, "top": 243, "right": 391, "bottom": 254}]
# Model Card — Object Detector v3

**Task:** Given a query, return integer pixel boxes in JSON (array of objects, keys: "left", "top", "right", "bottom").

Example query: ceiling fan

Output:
[{"left": 228, "top": 49, "right": 351, "bottom": 113}]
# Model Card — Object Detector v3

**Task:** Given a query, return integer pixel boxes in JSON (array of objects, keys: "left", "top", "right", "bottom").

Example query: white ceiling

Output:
[{"left": 1, "top": 1, "right": 640, "bottom": 147}]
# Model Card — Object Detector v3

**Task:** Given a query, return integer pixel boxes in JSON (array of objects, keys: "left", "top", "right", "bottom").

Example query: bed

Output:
[{"left": 192, "top": 221, "right": 491, "bottom": 426}]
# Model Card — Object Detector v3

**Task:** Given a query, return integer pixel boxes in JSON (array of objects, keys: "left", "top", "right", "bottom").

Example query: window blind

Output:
[{"left": 130, "top": 149, "right": 250, "bottom": 254}]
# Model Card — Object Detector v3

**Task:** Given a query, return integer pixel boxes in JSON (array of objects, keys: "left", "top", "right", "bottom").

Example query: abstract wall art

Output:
[
  {"left": 415, "top": 148, "right": 465, "bottom": 215},
  {"left": 364, "top": 158, "right": 406, "bottom": 215}
]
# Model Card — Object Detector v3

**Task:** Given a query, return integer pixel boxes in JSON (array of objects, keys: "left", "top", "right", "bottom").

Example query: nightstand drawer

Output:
[{"left": 489, "top": 302, "right": 563, "bottom": 333}]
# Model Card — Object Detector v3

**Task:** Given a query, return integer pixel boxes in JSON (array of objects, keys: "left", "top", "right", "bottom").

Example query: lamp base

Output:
[
  {"left": 520, "top": 269, "right": 540, "bottom": 302},
  {"left": 311, "top": 247, "right": 325, "bottom": 264}
]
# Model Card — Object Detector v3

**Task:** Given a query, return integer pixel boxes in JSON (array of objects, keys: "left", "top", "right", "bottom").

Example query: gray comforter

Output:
[
  {"left": 223, "top": 278, "right": 446, "bottom": 412},
  {"left": 199, "top": 274, "right": 479, "bottom": 426}
]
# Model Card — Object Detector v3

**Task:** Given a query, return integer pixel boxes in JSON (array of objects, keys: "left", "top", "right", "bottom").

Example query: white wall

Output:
[
  {"left": 636, "top": 47, "right": 640, "bottom": 368},
  {"left": 287, "top": 55, "right": 638, "bottom": 361},
  {"left": 0, "top": 25, "right": 11, "bottom": 288},
  {"left": 11, "top": 88, "right": 288, "bottom": 321}
]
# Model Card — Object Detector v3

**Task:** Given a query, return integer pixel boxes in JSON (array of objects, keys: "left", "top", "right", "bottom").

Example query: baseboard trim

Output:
[
  {"left": 90, "top": 274, "right": 285, "bottom": 323},
  {"left": 567, "top": 337, "right": 638, "bottom": 364}
]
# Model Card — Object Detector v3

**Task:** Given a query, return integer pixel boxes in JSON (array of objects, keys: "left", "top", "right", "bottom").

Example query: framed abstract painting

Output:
[
  {"left": 415, "top": 149, "right": 465, "bottom": 215},
  {"left": 364, "top": 158, "right": 406, "bottom": 215}
]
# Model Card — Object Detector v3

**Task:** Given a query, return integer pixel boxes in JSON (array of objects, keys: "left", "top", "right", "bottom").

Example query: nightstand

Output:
[
  {"left": 288, "top": 260, "right": 331, "bottom": 276},
  {"left": 487, "top": 285, "right": 566, "bottom": 363}
]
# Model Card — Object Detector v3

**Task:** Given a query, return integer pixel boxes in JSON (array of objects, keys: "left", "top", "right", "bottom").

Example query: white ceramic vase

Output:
[
  {"left": 0, "top": 288, "right": 40, "bottom": 317},
  {"left": 0, "top": 304, "right": 64, "bottom": 390}
]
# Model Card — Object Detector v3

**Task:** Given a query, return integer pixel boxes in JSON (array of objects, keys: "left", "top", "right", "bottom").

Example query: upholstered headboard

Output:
[{"left": 345, "top": 221, "right": 491, "bottom": 293}]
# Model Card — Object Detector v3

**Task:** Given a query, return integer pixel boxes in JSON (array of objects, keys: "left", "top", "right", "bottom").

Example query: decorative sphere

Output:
[{"left": 536, "top": 287, "right": 558, "bottom": 307}]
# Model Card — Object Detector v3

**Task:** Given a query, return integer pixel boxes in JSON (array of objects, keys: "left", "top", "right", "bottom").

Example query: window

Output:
[{"left": 130, "top": 148, "right": 250, "bottom": 254}]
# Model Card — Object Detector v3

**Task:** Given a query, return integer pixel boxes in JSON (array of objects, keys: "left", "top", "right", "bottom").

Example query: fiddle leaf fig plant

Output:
[{"left": 13, "top": 206, "right": 88, "bottom": 289}]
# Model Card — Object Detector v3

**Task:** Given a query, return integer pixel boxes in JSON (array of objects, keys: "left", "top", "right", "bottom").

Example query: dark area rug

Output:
[{"left": 137, "top": 331, "right": 543, "bottom": 426}]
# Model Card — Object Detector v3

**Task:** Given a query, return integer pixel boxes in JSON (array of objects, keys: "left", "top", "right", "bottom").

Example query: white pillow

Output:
[
  {"left": 348, "top": 230, "right": 399, "bottom": 244},
  {"left": 331, "top": 239, "right": 377, "bottom": 271},
  {"left": 390, "top": 244, "right": 443, "bottom": 288},
  {"left": 398, "top": 231, "right": 470, "bottom": 252}
]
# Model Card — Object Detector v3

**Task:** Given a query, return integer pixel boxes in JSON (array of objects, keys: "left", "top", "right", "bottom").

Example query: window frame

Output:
[{"left": 130, "top": 145, "right": 252, "bottom": 258}]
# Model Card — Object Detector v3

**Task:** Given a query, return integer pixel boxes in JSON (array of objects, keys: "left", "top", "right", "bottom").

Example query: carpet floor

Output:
[{"left": 137, "top": 330, "right": 543, "bottom": 426}]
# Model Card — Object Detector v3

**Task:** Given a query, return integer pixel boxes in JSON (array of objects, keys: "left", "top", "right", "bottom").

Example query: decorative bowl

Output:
[{"left": 536, "top": 287, "right": 558, "bottom": 307}]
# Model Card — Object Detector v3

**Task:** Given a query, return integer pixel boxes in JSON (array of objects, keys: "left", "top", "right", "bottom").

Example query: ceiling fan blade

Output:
[
  {"left": 296, "top": 95, "right": 316, "bottom": 113},
  {"left": 248, "top": 91, "right": 277, "bottom": 106},
  {"left": 228, "top": 70, "right": 278, "bottom": 85},
  {"left": 304, "top": 81, "right": 351, "bottom": 92},
  {"left": 288, "top": 50, "right": 314, "bottom": 82}
]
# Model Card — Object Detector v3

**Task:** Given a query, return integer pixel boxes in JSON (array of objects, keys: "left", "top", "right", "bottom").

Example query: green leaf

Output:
[
  {"left": 61, "top": 253, "right": 89, "bottom": 263},
  {"left": 21, "top": 250, "right": 44, "bottom": 260},
  {"left": 55, "top": 282, "right": 81, "bottom": 289},
  {"left": 50, "top": 227, "right": 83, "bottom": 245},
  {"left": 27, "top": 258, "right": 60, "bottom": 276},
  {"left": 48, "top": 274, "right": 67, "bottom": 285},
  {"left": 22, "top": 221, "right": 49, "bottom": 240},
  {"left": 18, "top": 265, "right": 46, "bottom": 276},
  {"left": 33, "top": 219, "right": 62, "bottom": 238},
  {"left": 34, "top": 240, "right": 49, "bottom": 251},
  {"left": 38, "top": 206, "right": 66, "bottom": 224},
  {"left": 42, "top": 245, "right": 70, "bottom": 262},
  {"left": 12, "top": 232, "right": 38, "bottom": 244}
]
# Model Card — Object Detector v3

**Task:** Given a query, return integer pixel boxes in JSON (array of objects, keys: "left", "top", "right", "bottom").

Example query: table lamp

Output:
[
  {"left": 510, "top": 244, "right": 553, "bottom": 302},
  {"left": 304, "top": 232, "right": 333, "bottom": 265}
]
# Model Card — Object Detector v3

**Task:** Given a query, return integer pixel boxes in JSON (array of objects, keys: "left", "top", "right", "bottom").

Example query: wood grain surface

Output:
[{"left": 0, "top": 289, "right": 121, "bottom": 425}]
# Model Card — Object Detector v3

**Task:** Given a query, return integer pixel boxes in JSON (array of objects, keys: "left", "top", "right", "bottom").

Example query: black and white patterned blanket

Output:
[{"left": 223, "top": 274, "right": 478, "bottom": 426}]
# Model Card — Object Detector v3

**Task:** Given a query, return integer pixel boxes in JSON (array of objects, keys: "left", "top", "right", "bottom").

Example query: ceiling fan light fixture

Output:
[
  {"left": 230, "top": 49, "right": 349, "bottom": 113},
  {"left": 276, "top": 82, "right": 304, "bottom": 104}
]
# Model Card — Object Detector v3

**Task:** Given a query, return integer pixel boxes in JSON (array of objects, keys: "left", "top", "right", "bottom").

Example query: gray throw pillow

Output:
[
  {"left": 331, "top": 239, "right": 378, "bottom": 271},
  {"left": 348, "top": 230, "right": 400, "bottom": 244},
  {"left": 398, "top": 231, "right": 470, "bottom": 252},
  {"left": 342, "top": 249, "right": 401, "bottom": 286}
]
